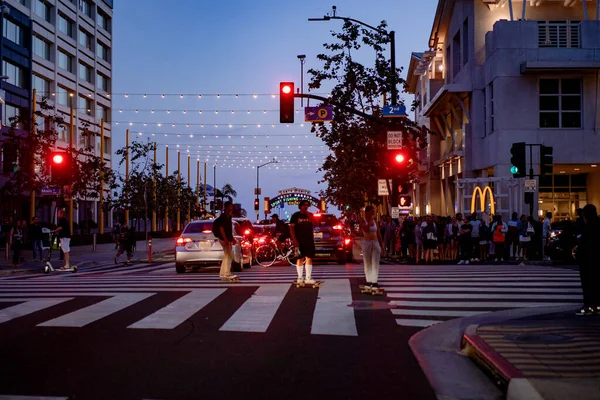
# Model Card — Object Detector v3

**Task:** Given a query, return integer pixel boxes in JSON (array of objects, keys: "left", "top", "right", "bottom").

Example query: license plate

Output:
[{"left": 314, "top": 232, "right": 323, "bottom": 240}]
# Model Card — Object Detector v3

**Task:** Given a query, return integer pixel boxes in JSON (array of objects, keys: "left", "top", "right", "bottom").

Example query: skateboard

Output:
[
  {"left": 221, "top": 276, "right": 240, "bottom": 282},
  {"left": 43, "top": 263, "right": 78, "bottom": 274},
  {"left": 293, "top": 280, "right": 324, "bottom": 288},
  {"left": 360, "top": 285, "right": 385, "bottom": 296}
]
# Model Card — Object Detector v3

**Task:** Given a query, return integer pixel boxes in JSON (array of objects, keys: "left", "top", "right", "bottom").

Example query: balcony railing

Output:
[{"left": 538, "top": 22, "right": 580, "bottom": 49}]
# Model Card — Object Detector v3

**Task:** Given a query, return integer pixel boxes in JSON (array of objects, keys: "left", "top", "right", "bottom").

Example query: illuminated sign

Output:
[
  {"left": 471, "top": 186, "right": 495, "bottom": 215},
  {"left": 269, "top": 192, "right": 320, "bottom": 209}
]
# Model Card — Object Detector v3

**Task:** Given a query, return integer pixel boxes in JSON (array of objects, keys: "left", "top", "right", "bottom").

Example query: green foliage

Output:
[{"left": 307, "top": 19, "right": 428, "bottom": 211}]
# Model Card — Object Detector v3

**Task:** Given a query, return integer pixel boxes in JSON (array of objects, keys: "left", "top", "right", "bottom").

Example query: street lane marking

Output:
[
  {"left": 37, "top": 293, "right": 154, "bottom": 327},
  {"left": 0, "top": 396, "right": 69, "bottom": 400},
  {"left": 311, "top": 279, "right": 358, "bottom": 337},
  {"left": 380, "top": 282, "right": 581, "bottom": 287},
  {"left": 220, "top": 284, "right": 290, "bottom": 333},
  {"left": 384, "top": 287, "right": 581, "bottom": 293},
  {"left": 129, "top": 289, "right": 226, "bottom": 329},
  {"left": 391, "top": 309, "right": 491, "bottom": 317},
  {"left": 395, "top": 319, "right": 442, "bottom": 328},
  {"left": 389, "top": 300, "right": 576, "bottom": 308},
  {"left": 387, "top": 293, "right": 582, "bottom": 300},
  {"left": 0, "top": 298, "right": 73, "bottom": 324}
]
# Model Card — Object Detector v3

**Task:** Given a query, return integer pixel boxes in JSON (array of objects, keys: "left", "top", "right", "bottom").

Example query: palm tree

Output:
[{"left": 220, "top": 183, "right": 237, "bottom": 203}]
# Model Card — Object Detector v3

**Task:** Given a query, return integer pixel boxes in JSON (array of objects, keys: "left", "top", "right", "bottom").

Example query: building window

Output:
[
  {"left": 482, "top": 87, "right": 487, "bottom": 137},
  {"left": 78, "top": 95, "right": 93, "bottom": 116},
  {"left": 452, "top": 31, "right": 461, "bottom": 78},
  {"left": 32, "top": 74, "right": 50, "bottom": 96},
  {"left": 33, "top": 36, "right": 51, "bottom": 60},
  {"left": 103, "top": 136, "right": 111, "bottom": 155},
  {"left": 80, "top": 0, "right": 92, "bottom": 18},
  {"left": 78, "top": 62, "right": 92, "bottom": 83},
  {"left": 490, "top": 82, "right": 495, "bottom": 132},
  {"left": 78, "top": 28, "right": 93, "bottom": 51},
  {"left": 58, "top": 13, "right": 74, "bottom": 38},
  {"left": 462, "top": 19, "right": 469, "bottom": 66},
  {"left": 2, "top": 60, "right": 25, "bottom": 88},
  {"left": 33, "top": 0, "right": 52, "bottom": 23},
  {"left": 97, "top": 41, "right": 110, "bottom": 62},
  {"left": 57, "top": 49, "right": 74, "bottom": 73},
  {"left": 539, "top": 78, "right": 582, "bottom": 128},
  {"left": 57, "top": 125, "right": 71, "bottom": 142},
  {"left": 3, "top": 104, "right": 22, "bottom": 128},
  {"left": 3, "top": 20, "right": 24, "bottom": 46},
  {"left": 57, "top": 86, "right": 73, "bottom": 107},
  {"left": 96, "top": 104, "right": 109, "bottom": 121},
  {"left": 97, "top": 10, "right": 111, "bottom": 32},
  {"left": 96, "top": 73, "right": 109, "bottom": 91}
]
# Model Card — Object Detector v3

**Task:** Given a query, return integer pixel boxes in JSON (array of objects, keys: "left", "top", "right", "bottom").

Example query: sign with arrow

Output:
[{"left": 305, "top": 106, "right": 333, "bottom": 122}]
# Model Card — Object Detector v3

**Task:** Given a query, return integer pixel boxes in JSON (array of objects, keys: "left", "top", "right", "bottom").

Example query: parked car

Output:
[
  {"left": 311, "top": 213, "right": 354, "bottom": 264},
  {"left": 175, "top": 219, "right": 251, "bottom": 273}
]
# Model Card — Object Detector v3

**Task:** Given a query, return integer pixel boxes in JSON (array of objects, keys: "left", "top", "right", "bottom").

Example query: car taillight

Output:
[
  {"left": 244, "top": 229, "right": 251, "bottom": 235},
  {"left": 202, "top": 230, "right": 212, "bottom": 234},
  {"left": 344, "top": 238, "right": 351, "bottom": 245},
  {"left": 258, "top": 238, "right": 266, "bottom": 244},
  {"left": 176, "top": 237, "right": 192, "bottom": 246},
  {"left": 314, "top": 213, "right": 321, "bottom": 218},
  {"left": 333, "top": 225, "right": 343, "bottom": 230}
]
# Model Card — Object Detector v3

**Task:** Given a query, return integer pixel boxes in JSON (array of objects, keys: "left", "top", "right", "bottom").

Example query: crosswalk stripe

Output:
[
  {"left": 379, "top": 277, "right": 579, "bottom": 282},
  {"left": 311, "top": 279, "right": 358, "bottom": 337},
  {"left": 0, "top": 298, "right": 73, "bottom": 324},
  {"left": 384, "top": 287, "right": 581, "bottom": 293},
  {"left": 220, "top": 284, "right": 290, "bottom": 333},
  {"left": 391, "top": 309, "right": 490, "bottom": 317},
  {"left": 129, "top": 289, "right": 226, "bottom": 329},
  {"left": 389, "top": 300, "right": 575, "bottom": 308},
  {"left": 38, "top": 293, "right": 154, "bottom": 327},
  {"left": 0, "top": 396, "right": 69, "bottom": 400},
  {"left": 380, "top": 282, "right": 580, "bottom": 287},
  {"left": 395, "top": 319, "right": 441, "bottom": 328},
  {"left": 387, "top": 293, "right": 581, "bottom": 300}
]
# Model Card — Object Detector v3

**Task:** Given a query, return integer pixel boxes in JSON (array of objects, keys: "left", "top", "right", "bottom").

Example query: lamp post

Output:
[
  {"left": 297, "top": 54, "right": 306, "bottom": 107},
  {"left": 256, "top": 158, "right": 278, "bottom": 222},
  {"left": 309, "top": 6, "right": 398, "bottom": 106}
]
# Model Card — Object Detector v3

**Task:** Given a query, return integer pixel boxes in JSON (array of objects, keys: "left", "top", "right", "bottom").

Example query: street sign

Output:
[
  {"left": 305, "top": 106, "right": 333, "bottom": 122},
  {"left": 41, "top": 187, "right": 60, "bottom": 196},
  {"left": 387, "top": 131, "right": 403, "bottom": 150},
  {"left": 383, "top": 105, "right": 407, "bottom": 118},
  {"left": 254, "top": 188, "right": 262, "bottom": 196},
  {"left": 378, "top": 179, "right": 391, "bottom": 196},
  {"left": 391, "top": 207, "right": 399, "bottom": 219},
  {"left": 524, "top": 179, "right": 536, "bottom": 193}
]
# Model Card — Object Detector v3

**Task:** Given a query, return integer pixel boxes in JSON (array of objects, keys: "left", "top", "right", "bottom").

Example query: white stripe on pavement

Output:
[
  {"left": 387, "top": 293, "right": 582, "bottom": 300},
  {"left": 129, "top": 289, "right": 226, "bottom": 329},
  {"left": 383, "top": 286, "right": 581, "bottom": 293},
  {"left": 395, "top": 319, "right": 441, "bottom": 328},
  {"left": 380, "top": 282, "right": 581, "bottom": 287},
  {"left": 391, "top": 309, "right": 490, "bottom": 317},
  {"left": 379, "top": 277, "right": 579, "bottom": 282},
  {"left": 0, "top": 396, "right": 69, "bottom": 400},
  {"left": 311, "top": 279, "right": 357, "bottom": 337},
  {"left": 0, "top": 298, "right": 73, "bottom": 324},
  {"left": 37, "top": 293, "right": 154, "bottom": 327},
  {"left": 389, "top": 300, "right": 576, "bottom": 308},
  {"left": 220, "top": 284, "right": 290, "bottom": 333}
]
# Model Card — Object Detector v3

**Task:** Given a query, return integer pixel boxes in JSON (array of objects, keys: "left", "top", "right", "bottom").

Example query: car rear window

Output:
[
  {"left": 183, "top": 222, "right": 213, "bottom": 234},
  {"left": 313, "top": 215, "right": 339, "bottom": 227}
]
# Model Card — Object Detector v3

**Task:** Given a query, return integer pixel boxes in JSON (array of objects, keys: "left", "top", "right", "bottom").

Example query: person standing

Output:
[
  {"left": 421, "top": 216, "right": 438, "bottom": 264},
  {"left": 289, "top": 200, "right": 316, "bottom": 284},
  {"left": 517, "top": 214, "right": 533, "bottom": 261},
  {"left": 507, "top": 212, "right": 520, "bottom": 259},
  {"left": 469, "top": 213, "right": 482, "bottom": 263},
  {"left": 359, "top": 206, "right": 383, "bottom": 289},
  {"left": 30, "top": 217, "right": 44, "bottom": 262},
  {"left": 542, "top": 212, "right": 552, "bottom": 259},
  {"left": 491, "top": 215, "right": 508, "bottom": 262},
  {"left": 457, "top": 217, "right": 472, "bottom": 264},
  {"left": 53, "top": 209, "right": 72, "bottom": 270},
  {"left": 114, "top": 223, "right": 133, "bottom": 266},
  {"left": 9, "top": 221, "right": 24, "bottom": 268},
  {"left": 383, "top": 215, "right": 396, "bottom": 258},
  {"left": 214, "top": 201, "right": 238, "bottom": 281},
  {"left": 574, "top": 204, "right": 600, "bottom": 315}
]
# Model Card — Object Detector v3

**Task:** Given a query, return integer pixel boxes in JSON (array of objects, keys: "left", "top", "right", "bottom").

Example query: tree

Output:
[
  {"left": 220, "top": 183, "right": 237, "bottom": 203},
  {"left": 308, "top": 19, "right": 428, "bottom": 212}
]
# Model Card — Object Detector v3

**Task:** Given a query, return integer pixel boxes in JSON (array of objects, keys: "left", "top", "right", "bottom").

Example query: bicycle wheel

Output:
[
  {"left": 255, "top": 244, "right": 277, "bottom": 267},
  {"left": 286, "top": 246, "right": 305, "bottom": 266}
]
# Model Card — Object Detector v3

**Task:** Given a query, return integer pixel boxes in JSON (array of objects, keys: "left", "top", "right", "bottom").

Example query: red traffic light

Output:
[
  {"left": 279, "top": 82, "right": 295, "bottom": 123},
  {"left": 281, "top": 85, "right": 292, "bottom": 94},
  {"left": 52, "top": 154, "right": 64, "bottom": 164},
  {"left": 395, "top": 154, "right": 406, "bottom": 163}
]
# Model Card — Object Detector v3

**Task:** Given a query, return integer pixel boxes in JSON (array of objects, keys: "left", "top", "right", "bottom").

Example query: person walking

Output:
[
  {"left": 517, "top": 214, "right": 533, "bottom": 261},
  {"left": 213, "top": 201, "right": 238, "bottom": 281},
  {"left": 52, "top": 209, "right": 72, "bottom": 270},
  {"left": 30, "top": 217, "right": 44, "bottom": 262},
  {"left": 470, "top": 213, "right": 482, "bottom": 263},
  {"left": 114, "top": 223, "right": 133, "bottom": 266},
  {"left": 421, "top": 216, "right": 438, "bottom": 264},
  {"left": 9, "top": 221, "right": 24, "bottom": 268},
  {"left": 289, "top": 200, "right": 316, "bottom": 284},
  {"left": 574, "top": 204, "right": 600, "bottom": 315},
  {"left": 359, "top": 206, "right": 383, "bottom": 289}
]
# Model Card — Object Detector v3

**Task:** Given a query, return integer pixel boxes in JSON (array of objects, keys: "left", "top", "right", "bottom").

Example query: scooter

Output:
[{"left": 43, "top": 234, "right": 78, "bottom": 274}]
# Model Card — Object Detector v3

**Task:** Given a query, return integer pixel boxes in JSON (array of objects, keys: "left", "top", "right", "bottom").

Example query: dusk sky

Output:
[{"left": 112, "top": 0, "right": 438, "bottom": 218}]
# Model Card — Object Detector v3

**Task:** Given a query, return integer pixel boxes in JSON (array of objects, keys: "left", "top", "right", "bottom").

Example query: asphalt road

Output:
[{"left": 0, "top": 262, "right": 437, "bottom": 400}]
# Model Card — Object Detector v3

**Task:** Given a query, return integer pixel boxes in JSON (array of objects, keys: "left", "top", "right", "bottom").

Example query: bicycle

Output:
[{"left": 254, "top": 237, "right": 303, "bottom": 267}]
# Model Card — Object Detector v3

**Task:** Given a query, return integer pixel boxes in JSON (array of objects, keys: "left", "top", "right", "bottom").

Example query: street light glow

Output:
[{"left": 52, "top": 154, "right": 64, "bottom": 164}]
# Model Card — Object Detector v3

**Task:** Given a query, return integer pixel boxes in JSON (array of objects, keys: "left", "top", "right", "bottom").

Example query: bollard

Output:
[
  {"left": 92, "top": 233, "right": 97, "bottom": 252},
  {"left": 148, "top": 237, "right": 152, "bottom": 262}
]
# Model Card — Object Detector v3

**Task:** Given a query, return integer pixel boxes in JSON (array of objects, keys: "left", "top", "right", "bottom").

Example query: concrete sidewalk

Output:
[
  {"left": 0, "top": 237, "right": 176, "bottom": 275},
  {"left": 410, "top": 305, "right": 599, "bottom": 400}
]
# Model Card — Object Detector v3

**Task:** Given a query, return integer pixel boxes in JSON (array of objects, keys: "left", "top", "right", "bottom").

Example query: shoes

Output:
[
  {"left": 296, "top": 277, "right": 304, "bottom": 284},
  {"left": 458, "top": 260, "right": 465, "bottom": 265},
  {"left": 114, "top": 256, "right": 118, "bottom": 265},
  {"left": 470, "top": 258, "right": 475, "bottom": 262},
  {"left": 465, "top": 260, "right": 470, "bottom": 265},
  {"left": 305, "top": 278, "right": 316, "bottom": 284},
  {"left": 474, "top": 258, "right": 480, "bottom": 262},
  {"left": 575, "top": 306, "right": 597, "bottom": 316}
]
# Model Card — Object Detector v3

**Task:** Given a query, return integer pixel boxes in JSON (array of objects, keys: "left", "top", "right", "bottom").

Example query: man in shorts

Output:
[
  {"left": 53, "top": 209, "right": 72, "bottom": 270},
  {"left": 289, "top": 200, "right": 315, "bottom": 284}
]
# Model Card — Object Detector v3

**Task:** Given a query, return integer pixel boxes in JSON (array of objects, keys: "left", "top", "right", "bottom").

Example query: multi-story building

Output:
[
  {"left": 407, "top": 0, "right": 600, "bottom": 221},
  {"left": 0, "top": 0, "right": 112, "bottom": 227}
]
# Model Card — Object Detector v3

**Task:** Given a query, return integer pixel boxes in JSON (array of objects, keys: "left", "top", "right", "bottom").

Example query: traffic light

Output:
[
  {"left": 254, "top": 198, "right": 259, "bottom": 211},
  {"left": 510, "top": 142, "right": 526, "bottom": 178},
  {"left": 391, "top": 179, "right": 409, "bottom": 206},
  {"left": 279, "top": 82, "right": 294, "bottom": 123},
  {"left": 540, "top": 145, "right": 553, "bottom": 176},
  {"left": 398, "top": 195, "right": 412, "bottom": 208},
  {"left": 48, "top": 151, "right": 72, "bottom": 185}
]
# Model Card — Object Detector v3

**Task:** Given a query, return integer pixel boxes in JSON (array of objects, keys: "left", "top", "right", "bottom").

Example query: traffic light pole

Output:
[
  {"left": 529, "top": 144, "right": 535, "bottom": 218},
  {"left": 30, "top": 89, "right": 37, "bottom": 221},
  {"left": 294, "top": 93, "right": 388, "bottom": 123}
]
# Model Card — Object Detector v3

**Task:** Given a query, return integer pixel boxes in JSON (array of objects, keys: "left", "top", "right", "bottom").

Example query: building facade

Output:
[
  {"left": 407, "top": 0, "right": 600, "bottom": 221},
  {"left": 0, "top": 0, "right": 112, "bottom": 228}
]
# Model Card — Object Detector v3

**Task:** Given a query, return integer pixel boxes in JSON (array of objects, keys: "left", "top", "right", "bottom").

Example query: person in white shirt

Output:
[{"left": 469, "top": 213, "right": 482, "bottom": 262}]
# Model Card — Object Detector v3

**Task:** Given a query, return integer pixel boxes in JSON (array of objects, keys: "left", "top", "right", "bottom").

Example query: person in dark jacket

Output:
[
  {"left": 30, "top": 217, "right": 44, "bottom": 262},
  {"left": 574, "top": 204, "right": 600, "bottom": 315},
  {"left": 114, "top": 223, "right": 133, "bottom": 266}
]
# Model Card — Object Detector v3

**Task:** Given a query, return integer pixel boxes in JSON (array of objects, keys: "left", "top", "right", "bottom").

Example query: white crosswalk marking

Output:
[
  {"left": 0, "top": 396, "right": 69, "bottom": 400},
  {"left": 129, "top": 289, "right": 226, "bottom": 329},
  {"left": 0, "top": 298, "right": 73, "bottom": 324},
  {"left": 311, "top": 279, "right": 357, "bottom": 337}
]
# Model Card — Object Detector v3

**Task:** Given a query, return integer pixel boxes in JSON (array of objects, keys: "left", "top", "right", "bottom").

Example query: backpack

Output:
[{"left": 212, "top": 216, "right": 223, "bottom": 239}]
